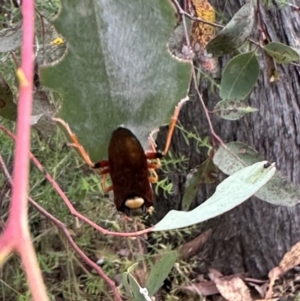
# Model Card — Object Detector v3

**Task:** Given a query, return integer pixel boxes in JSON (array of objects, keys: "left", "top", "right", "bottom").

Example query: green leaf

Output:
[
  {"left": 220, "top": 51, "right": 259, "bottom": 100},
  {"left": 213, "top": 142, "right": 300, "bottom": 206},
  {"left": 146, "top": 251, "right": 177, "bottom": 296},
  {"left": 153, "top": 161, "right": 276, "bottom": 231},
  {"left": 263, "top": 42, "right": 300, "bottom": 64},
  {"left": 0, "top": 73, "right": 17, "bottom": 121},
  {"left": 213, "top": 142, "right": 262, "bottom": 173},
  {"left": 214, "top": 99, "right": 258, "bottom": 120},
  {"left": 0, "top": 24, "right": 22, "bottom": 52},
  {"left": 122, "top": 273, "right": 132, "bottom": 297},
  {"left": 182, "top": 159, "right": 218, "bottom": 211},
  {"left": 206, "top": 1, "right": 255, "bottom": 56},
  {"left": 122, "top": 263, "right": 144, "bottom": 301},
  {"left": 128, "top": 274, "right": 145, "bottom": 301},
  {"left": 31, "top": 91, "right": 56, "bottom": 137},
  {"left": 40, "top": 0, "right": 192, "bottom": 161}
]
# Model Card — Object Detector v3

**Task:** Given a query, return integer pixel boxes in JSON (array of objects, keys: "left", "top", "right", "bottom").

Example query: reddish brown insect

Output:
[{"left": 53, "top": 97, "right": 188, "bottom": 216}]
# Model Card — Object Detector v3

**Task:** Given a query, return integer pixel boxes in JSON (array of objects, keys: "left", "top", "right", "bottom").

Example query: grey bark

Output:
[{"left": 154, "top": 0, "right": 300, "bottom": 278}]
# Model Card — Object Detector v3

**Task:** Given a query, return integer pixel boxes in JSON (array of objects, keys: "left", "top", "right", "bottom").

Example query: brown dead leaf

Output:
[
  {"left": 248, "top": 280, "right": 269, "bottom": 298},
  {"left": 179, "top": 228, "right": 212, "bottom": 261},
  {"left": 179, "top": 273, "right": 247, "bottom": 298},
  {"left": 265, "top": 241, "right": 300, "bottom": 299},
  {"left": 254, "top": 298, "right": 279, "bottom": 301},
  {"left": 179, "top": 281, "right": 219, "bottom": 296},
  {"left": 208, "top": 268, "right": 223, "bottom": 280},
  {"left": 215, "top": 277, "right": 252, "bottom": 301},
  {"left": 265, "top": 267, "right": 281, "bottom": 299},
  {"left": 279, "top": 241, "right": 300, "bottom": 273},
  {"left": 189, "top": 0, "right": 216, "bottom": 50},
  {"left": 196, "top": 274, "right": 206, "bottom": 282},
  {"left": 133, "top": 266, "right": 148, "bottom": 287}
]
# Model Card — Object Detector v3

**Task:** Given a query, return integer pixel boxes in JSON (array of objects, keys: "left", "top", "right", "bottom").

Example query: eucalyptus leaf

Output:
[
  {"left": 0, "top": 23, "right": 22, "bottom": 52},
  {"left": 213, "top": 142, "right": 263, "bottom": 173},
  {"left": 182, "top": 159, "right": 218, "bottom": 211},
  {"left": 153, "top": 161, "right": 276, "bottom": 231},
  {"left": 213, "top": 142, "right": 300, "bottom": 206},
  {"left": 146, "top": 251, "right": 178, "bottom": 296},
  {"left": 292, "top": 47, "right": 300, "bottom": 57},
  {"left": 214, "top": 99, "right": 258, "bottom": 120},
  {"left": 206, "top": 1, "right": 255, "bottom": 56},
  {"left": 220, "top": 51, "right": 259, "bottom": 100},
  {"left": 31, "top": 91, "right": 56, "bottom": 137},
  {"left": 263, "top": 42, "right": 300, "bottom": 64},
  {"left": 41, "top": 0, "right": 192, "bottom": 162}
]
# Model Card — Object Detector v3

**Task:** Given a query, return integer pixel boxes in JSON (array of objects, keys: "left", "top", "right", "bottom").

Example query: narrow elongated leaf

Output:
[
  {"left": 146, "top": 251, "right": 178, "bottom": 296},
  {"left": 122, "top": 273, "right": 133, "bottom": 298},
  {"left": 182, "top": 159, "right": 218, "bottom": 211},
  {"left": 41, "top": 0, "right": 192, "bottom": 161},
  {"left": 122, "top": 263, "right": 144, "bottom": 301},
  {"left": 153, "top": 161, "right": 276, "bottom": 231},
  {"left": 206, "top": 0, "right": 255, "bottom": 56},
  {"left": 128, "top": 274, "right": 144, "bottom": 301},
  {"left": 220, "top": 51, "right": 259, "bottom": 100},
  {"left": 263, "top": 42, "right": 300, "bottom": 64},
  {"left": 213, "top": 142, "right": 300, "bottom": 206},
  {"left": 214, "top": 99, "right": 258, "bottom": 120}
]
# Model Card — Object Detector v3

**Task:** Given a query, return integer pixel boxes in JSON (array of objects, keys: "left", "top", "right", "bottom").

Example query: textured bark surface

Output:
[{"left": 154, "top": 0, "right": 300, "bottom": 278}]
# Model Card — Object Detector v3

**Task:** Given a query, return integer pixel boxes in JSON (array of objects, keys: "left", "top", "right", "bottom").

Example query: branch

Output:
[
  {"left": 0, "top": 0, "right": 49, "bottom": 300},
  {"left": 0, "top": 155, "right": 123, "bottom": 301},
  {"left": 171, "top": 0, "right": 253, "bottom": 165},
  {"left": 0, "top": 124, "right": 152, "bottom": 238},
  {"left": 173, "top": 0, "right": 225, "bottom": 148},
  {"left": 171, "top": 0, "right": 223, "bottom": 28}
]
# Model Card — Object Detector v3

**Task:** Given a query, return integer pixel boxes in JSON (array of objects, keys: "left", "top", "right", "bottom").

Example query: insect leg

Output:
[
  {"left": 148, "top": 168, "right": 158, "bottom": 183},
  {"left": 53, "top": 118, "right": 95, "bottom": 167},
  {"left": 99, "top": 167, "right": 113, "bottom": 193},
  {"left": 147, "top": 159, "right": 161, "bottom": 170},
  {"left": 147, "top": 128, "right": 159, "bottom": 152},
  {"left": 161, "top": 96, "right": 189, "bottom": 156}
]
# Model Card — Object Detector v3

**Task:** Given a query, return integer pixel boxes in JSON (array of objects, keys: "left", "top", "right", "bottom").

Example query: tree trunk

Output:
[{"left": 154, "top": 0, "right": 300, "bottom": 278}]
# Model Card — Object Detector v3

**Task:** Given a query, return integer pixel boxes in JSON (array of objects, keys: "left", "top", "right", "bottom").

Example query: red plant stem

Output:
[
  {"left": 29, "top": 200, "right": 123, "bottom": 301},
  {"left": 0, "top": 155, "right": 123, "bottom": 301},
  {"left": 177, "top": 4, "right": 225, "bottom": 149},
  {"left": 0, "top": 0, "right": 49, "bottom": 300},
  {"left": 9, "top": 0, "right": 34, "bottom": 228},
  {"left": 175, "top": 0, "right": 251, "bottom": 165},
  {"left": 0, "top": 124, "right": 153, "bottom": 238}
]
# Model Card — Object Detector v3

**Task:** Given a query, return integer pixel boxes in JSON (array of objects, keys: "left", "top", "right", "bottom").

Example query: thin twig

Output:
[
  {"left": 0, "top": 156, "right": 11, "bottom": 182},
  {"left": 0, "top": 0, "right": 49, "bottom": 299},
  {"left": 177, "top": 1, "right": 225, "bottom": 147},
  {"left": 172, "top": 0, "right": 262, "bottom": 50},
  {"left": 0, "top": 124, "right": 152, "bottom": 237},
  {"left": 0, "top": 154, "right": 123, "bottom": 301},
  {"left": 291, "top": 62, "right": 300, "bottom": 68},
  {"left": 173, "top": 0, "right": 250, "bottom": 166},
  {"left": 171, "top": 0, "right": 223, "bottom": 28}
]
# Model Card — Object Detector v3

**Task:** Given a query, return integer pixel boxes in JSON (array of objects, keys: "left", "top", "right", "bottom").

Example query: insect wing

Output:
[{"left": 108, "top": 128, "right": 153, "bottom": 212}]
